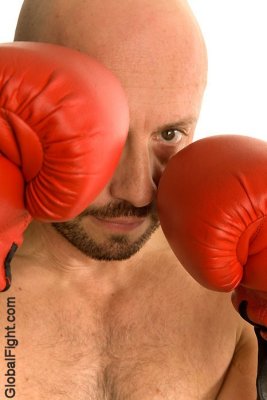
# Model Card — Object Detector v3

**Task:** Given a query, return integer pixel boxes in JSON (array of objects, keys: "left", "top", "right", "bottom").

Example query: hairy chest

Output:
[{"left": 0, "top": 274, "right": 237, "bottom": 400}]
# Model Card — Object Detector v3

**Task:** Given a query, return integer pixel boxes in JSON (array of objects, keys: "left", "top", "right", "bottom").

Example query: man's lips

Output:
[{"left": 89, "top": 216, "right": 146, "bottom": 232}]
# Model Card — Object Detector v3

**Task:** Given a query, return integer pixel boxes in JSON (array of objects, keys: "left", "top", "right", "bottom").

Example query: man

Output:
[{"left": 0, "top": 0, "right": 257, "bottom": 398}]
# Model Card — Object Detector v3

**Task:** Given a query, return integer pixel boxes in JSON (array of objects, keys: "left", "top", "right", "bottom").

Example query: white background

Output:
[{"left": 1, "top": 1, "right": 267, "bottom": 142}]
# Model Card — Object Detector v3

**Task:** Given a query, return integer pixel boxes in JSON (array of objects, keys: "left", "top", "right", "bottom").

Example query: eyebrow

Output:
[
  {"left": 156, "top": 116, "right": 197, "bottom": 132},
  {"left": 128, "top": 116, "right": 197, "bottom": 137}
]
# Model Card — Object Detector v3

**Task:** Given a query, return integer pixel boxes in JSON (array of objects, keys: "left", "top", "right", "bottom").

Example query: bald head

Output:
[
  {"left": 15, "top": 0, "right": 208, "bottom": 260},
  {"left": 15, "top": 0, "right": 207, "bottom": 88}
]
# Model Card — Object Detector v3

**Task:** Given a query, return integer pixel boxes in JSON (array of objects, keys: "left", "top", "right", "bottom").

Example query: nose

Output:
[{"left": 109, "top": 137, "right": 158, "bottom": 208}]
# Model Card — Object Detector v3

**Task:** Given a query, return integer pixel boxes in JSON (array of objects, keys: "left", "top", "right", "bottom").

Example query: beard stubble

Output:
[{"left": 52, "top": 200, "right": 160, "bottom": 261}]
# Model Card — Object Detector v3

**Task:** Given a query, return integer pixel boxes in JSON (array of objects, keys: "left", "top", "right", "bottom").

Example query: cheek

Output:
[
  {"left": 153, "top": 145, "right": 177, "bottom": 163},
  {"left": 149, "top": 132, "right": 194, "bottom": 187},
  {"left": 148, "top": 144, "right": 178, "bottom": 187},
  {"left": 151, "top": 134, "right": 193, "bottom": 165},
  {"left": 85, "top": 184, "right": 111, "bottom": 209}
]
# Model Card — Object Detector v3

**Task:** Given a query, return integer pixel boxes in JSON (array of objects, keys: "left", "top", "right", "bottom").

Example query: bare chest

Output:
[{"left": 0, "top": 274, "right": 237, "bottom": 400}]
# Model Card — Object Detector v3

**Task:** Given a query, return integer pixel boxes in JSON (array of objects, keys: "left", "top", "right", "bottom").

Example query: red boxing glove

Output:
[
  {"left": 157, "top": 135, "right": 267, "bottom": 328},
  {"left": 157, "top": 134, "right": 267, "bottom": 399},
  {"left": 0, "top": 42, "right": 129, "bottom": 291}
]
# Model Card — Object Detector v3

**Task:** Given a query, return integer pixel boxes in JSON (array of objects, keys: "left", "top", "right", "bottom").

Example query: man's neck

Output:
[{"left": 14, "top": 221, "right": 168, "bottom": 293}]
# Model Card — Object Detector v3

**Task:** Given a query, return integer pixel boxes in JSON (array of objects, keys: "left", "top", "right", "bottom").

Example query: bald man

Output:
[{"left": 0, "top": 1, "right": 257, "bottom": 399}]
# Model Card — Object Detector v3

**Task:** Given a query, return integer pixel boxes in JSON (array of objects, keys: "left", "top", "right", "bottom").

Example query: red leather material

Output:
[
  {"left": 157, "top": 135, "right": 267, "bottom": 295},
  {"left": 0, "top": 156, "right": 31, "bottom": 289},
  {"left": 0, "top": 42, "right": 129, "bottom": 290},
  {"left": 0, "top": 42, "right": 129, "bottom": 221}
]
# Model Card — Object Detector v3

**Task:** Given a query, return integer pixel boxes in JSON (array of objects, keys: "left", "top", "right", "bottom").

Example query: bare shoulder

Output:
[
  {"left": 146, "top": 229, "right": 258, "bottom": 399},
  {"left": 216, "top": 319, "right": 258, "bottom": 400},
  {"left": 0, "top": 227, "right": 259, "bottom": 400}
]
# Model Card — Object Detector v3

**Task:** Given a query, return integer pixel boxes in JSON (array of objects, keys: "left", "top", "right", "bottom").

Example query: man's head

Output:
[{"left": 15, "top": 0, "right": 207, "bottom": 261}]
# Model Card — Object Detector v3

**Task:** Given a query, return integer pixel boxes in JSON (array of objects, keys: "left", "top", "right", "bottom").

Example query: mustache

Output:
[{"left": 79, "top": 200, "right": 157, "bottom": 219}]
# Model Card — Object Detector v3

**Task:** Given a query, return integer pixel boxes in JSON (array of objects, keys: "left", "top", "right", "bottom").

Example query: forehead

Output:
[
  {"left": 56, "top": 1, "right": 206, "bottom": 116},
  {"left": 27, "top": 0, "right": 207, "bottom": 128},
  {"left": 53, "top": 0, "right": 206, "bottom": 86}
]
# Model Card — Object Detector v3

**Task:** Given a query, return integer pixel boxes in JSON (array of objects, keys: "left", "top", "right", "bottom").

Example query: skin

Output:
[
  {"left": 14, "top": 0, "right": 207, "bottom": 268},
  {"left": 7, "top": 1, "right": 258, "bottom": 399}
]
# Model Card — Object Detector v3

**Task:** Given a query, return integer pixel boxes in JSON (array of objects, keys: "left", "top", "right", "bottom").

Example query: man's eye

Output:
[{"left": 159, "top": 129, "right": 183, "bottom": 145}]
